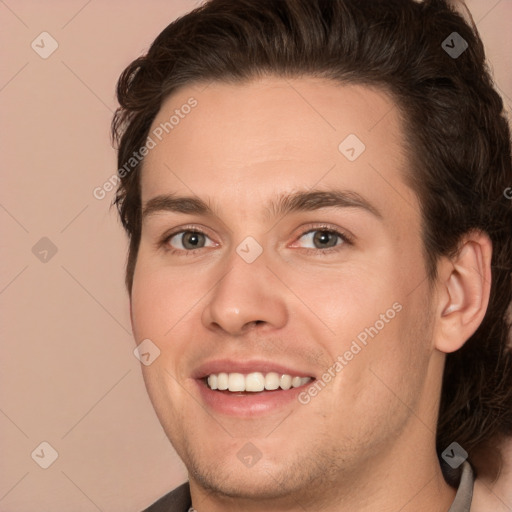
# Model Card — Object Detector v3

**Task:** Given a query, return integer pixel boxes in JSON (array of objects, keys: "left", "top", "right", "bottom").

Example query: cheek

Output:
[
  {"left": 307, "top": 262, "right": 432, "bottom": 396},
  {"left": 354, "top": 299, "right": 432, "bottom": 406},
  {"left": 319, "top": 302, "right": 431, "bottom": 432},
  {"left": 130, "top": 258, "right": 201, "bottom": 341},
  {"left": 286, "top": 259, "right": 398, "bottom": 339}
]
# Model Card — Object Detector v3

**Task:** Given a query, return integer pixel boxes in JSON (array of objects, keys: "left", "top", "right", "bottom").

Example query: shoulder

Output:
[{"left": 141, "top": 482, "right": 191, "bottom": 512}]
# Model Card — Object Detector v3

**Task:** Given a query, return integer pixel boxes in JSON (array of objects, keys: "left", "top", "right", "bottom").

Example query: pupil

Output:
[
  {"left": 315, "top": 230, "right": 336, "bottom": 248},
  {"left": 184, "top": 232, "right": 203, "bottom": 249}
]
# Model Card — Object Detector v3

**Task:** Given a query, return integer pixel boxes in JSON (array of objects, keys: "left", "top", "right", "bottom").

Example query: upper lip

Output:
[{"left": 192, "top": 359, "right": 316, "bottom": 380}]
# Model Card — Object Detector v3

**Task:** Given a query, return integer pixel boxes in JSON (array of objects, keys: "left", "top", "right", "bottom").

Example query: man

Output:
[{"left": 111, "top": 0, "right": 512, "bottom": 510}]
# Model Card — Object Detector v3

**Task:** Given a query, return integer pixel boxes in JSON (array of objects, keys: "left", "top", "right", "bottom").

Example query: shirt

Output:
[{"left": 142, "top": 460, "right": 474, "bottom": 512}]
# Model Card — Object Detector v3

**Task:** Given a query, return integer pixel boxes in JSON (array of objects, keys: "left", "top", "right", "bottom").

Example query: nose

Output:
[{"left": 201, "top": 248, "right": 288, "bottom": 336}]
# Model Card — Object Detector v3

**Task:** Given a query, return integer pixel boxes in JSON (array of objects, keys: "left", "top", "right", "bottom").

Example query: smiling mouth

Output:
[{"left": 203, "top": 371, "right": 314, "bottom": 393}]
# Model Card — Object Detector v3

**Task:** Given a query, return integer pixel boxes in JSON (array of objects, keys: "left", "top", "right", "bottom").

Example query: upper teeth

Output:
[{"left": 207, "top": 372, "right": 312, "bottom": 392}]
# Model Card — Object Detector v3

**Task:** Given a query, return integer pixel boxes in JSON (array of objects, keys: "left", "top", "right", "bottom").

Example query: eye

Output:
[
  {"left": 159, "top": 225, "right": 353, "bottom": 256},
  {"left": 164, "top": 230, "right": 216, "bottom": 253},
  {"left": 294, "top": 227, "right": 352, "bottom": 252}
]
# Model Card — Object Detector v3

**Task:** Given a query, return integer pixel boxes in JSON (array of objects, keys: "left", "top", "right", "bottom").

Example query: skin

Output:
[{"left": 129, "top": 77, "right": 492, "bottom": 511}]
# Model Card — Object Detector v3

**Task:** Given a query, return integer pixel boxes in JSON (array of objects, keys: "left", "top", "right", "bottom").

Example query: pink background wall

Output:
[{"left": 1, "top": 1, "right": 511, "bottom": 510}]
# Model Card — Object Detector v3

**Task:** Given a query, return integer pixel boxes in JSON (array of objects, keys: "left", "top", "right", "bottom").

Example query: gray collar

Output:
[{"left": 447, "top": 461, "right": 474, "bottom": 512}]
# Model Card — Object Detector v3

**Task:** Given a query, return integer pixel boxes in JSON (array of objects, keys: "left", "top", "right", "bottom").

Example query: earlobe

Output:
[{"left": 435, "top": 233, "right": 492, "bottom": 354}]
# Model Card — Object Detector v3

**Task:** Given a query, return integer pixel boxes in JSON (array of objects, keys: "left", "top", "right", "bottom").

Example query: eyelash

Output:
[{"left": 158, "top": 224, "right": 354, "bottom": 257}]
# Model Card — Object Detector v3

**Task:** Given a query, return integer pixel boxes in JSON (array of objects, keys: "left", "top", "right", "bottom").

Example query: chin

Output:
[{"left": 193, "top": 466, "right": 297, "bottom": 500}]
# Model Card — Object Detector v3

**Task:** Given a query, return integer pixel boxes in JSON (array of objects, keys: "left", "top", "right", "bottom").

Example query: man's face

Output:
[{"left": 130, "top": 77, "right": 441, "bottom": 503}]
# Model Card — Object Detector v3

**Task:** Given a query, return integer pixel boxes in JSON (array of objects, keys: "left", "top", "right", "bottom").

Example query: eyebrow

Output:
[{"left": 141, "top": 188, "right": 383, "bottom": 223}]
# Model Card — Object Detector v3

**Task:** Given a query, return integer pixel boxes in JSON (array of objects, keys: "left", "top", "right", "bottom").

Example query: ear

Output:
[{"left": 433, "top": 231, "right": 492, "bottom": 354}]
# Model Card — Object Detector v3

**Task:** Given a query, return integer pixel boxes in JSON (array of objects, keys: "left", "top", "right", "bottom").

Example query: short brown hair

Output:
[{"left": 111, "top": 0, "right": 512, "bottom": 482}]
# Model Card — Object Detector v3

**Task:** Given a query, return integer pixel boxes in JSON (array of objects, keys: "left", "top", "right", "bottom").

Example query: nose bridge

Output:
[{"left": 201, "top": 241, "right": 288, "bottom": 335}]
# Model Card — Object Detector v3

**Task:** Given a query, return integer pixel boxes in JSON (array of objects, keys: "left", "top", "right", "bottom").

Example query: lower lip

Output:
[{"left": 194, "top": 379, "right": 314, "bottom": 416}]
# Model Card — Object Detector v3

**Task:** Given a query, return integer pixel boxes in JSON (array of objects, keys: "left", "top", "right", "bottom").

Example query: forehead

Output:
[{"left": 140, "top": 76, "right": 418, "bottom": 223}]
